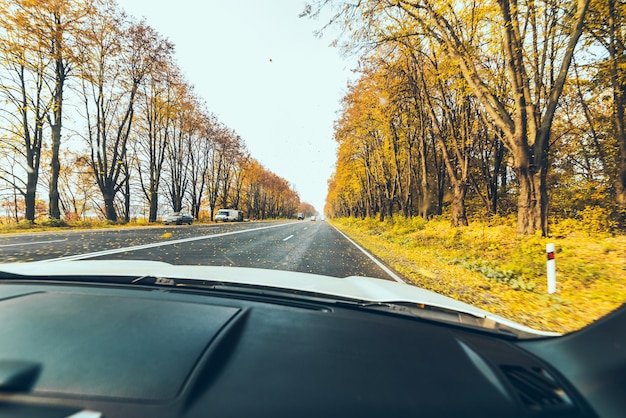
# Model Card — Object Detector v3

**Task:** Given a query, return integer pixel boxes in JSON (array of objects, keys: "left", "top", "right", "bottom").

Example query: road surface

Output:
[{"left": 0, "top": 220, "right": 404, "bottom": 282}]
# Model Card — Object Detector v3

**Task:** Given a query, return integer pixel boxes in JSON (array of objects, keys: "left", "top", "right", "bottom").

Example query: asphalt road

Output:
[{"left": 0, "top": 220, "right": 404, "bottom": 281}]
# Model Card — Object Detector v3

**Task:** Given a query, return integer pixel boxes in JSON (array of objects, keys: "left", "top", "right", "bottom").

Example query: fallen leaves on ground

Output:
[{"left": 331, "top": 217, "right": 626, "bottom": 334}]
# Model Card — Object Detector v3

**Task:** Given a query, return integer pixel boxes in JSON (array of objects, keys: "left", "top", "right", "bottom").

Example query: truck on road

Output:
[{"left": 215, "top": 209, "right": 244, "bottom": 222}]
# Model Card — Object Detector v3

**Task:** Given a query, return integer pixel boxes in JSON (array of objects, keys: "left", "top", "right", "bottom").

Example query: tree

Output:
[
  {"left": 229, "top": 151, "right": 250, "bottom": 213},
  {"left": 135, "top": 47, "right": 176, "bottom": 222},
  {"left": 206, "top": 124, "right": 244, "bottom": 220},
  {"left": 585, "top": 0, "right": 626, "bottom": 208},
  {"left": 40, "top": 150, "right": 96, "bottom": 219},
  {"left": 0, "top": 4, "right": 50, "bottom": 221},
  {"left": 0, "top": 146, "right": 32, "bottom": 221},
  {"left": 186, "top": 108, "right": 214, "bottom": 220},
  {"left": 298, "top": 201, "right": 317, "bottom": 217},
  {"left": 405, "top": 48, "right": 476, "bottom": 226},
  {"left": 308, "top": 0, "right": 590, "bottom": 234},
  {"left": 78, "top": 2, "right": 169, "bottom": 221},
  {"left": 1, "top": 0, "right": 95, "bottom": 219},
  {"left": 239, "top": 159, "right": 300, "bottom": 220},
  {"left": 163, "top": 82, "right": 194, "bottom": 213}
]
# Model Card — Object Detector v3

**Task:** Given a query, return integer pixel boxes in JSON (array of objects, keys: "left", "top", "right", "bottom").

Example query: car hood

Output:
[{"left": 0, "top": 260, "right": 559, "bottom": 337}]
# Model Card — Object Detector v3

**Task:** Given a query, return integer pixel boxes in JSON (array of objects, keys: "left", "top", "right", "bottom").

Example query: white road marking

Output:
[
  {"left": 330, "top": 224, "right": 406, "bottom": 284},
  {"left": 0, "top": 239, "right": 66, "bottom": 248},
  {"left": 39, "top": 223, "right": 294, "bottom": 262},
  {"left": 282, "top": 235, "right": 294, "bottom": 241}
]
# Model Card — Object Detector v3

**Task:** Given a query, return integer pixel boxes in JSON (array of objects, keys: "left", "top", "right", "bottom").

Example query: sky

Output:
[{"left": 117, "top": 0, "right": 357, "bottom": 214}]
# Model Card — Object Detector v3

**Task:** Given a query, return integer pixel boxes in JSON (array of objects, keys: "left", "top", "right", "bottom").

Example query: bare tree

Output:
[
  {"left": 0, "top": 6, "right": 50, "bottom": 221},
  {"left": 78, "top": 2, "right": 169, "bottom": 221},
  {"left": 164, "top": 82, "right": 195, "bottom": 213},
  {"left": 188, "top": 112, "right": 217, "bottom": 219},
  {"left": 0, "top": 0, "right": 95, "bottom": 219},
  {"left": 134, "top": 46, "right": 176, "bottom": 222}
]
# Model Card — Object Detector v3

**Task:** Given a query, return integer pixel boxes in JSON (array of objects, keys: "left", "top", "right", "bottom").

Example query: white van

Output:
[{"left": 215, "top": 209, "right": 244, "bottom": 222}]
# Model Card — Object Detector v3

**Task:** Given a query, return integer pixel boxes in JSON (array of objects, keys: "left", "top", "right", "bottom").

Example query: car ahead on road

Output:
[
  {"left": 0, "top": 260, "right": 623, "bottom": 418},
  {"left": 297, "top": 212, "right": 305, "bottom": 220},
  {"left": 163, "top": 212, "right": 193, "bottom": 225}
]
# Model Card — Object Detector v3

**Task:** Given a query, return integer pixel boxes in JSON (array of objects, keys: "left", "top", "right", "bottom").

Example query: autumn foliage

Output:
[
  {"left": 315, "top": 0, "right": 626, "bottom": 235},
  {"left": 331, "top": 216, "right": 626, "bottom": 333},
  {"left": 0, "top": 0, "right": 305, "bottom": 223}
]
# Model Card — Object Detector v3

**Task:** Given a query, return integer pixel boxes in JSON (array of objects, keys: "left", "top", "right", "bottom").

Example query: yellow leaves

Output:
[
  {"left": 160, "top": 232, "right": 172, "bottom": 239},
  {"left": 330, "top": 216, "right": 626, "bottom": 334}
]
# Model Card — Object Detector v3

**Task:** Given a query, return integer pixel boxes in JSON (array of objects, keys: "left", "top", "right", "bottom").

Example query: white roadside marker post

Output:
[{"left": 547, "top": 243, "right": 556, "bottom": 294}]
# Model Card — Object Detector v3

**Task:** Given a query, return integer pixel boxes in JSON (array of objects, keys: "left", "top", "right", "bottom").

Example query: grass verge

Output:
[
  {"left": 0, "top": 218, "right": 156, "bottom": 234},
  {"left": 330, "top": 216, "right": 626, "bottom": 334}
]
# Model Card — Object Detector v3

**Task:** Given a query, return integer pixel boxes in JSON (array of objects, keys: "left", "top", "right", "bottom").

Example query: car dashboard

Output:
[{"left": 0, "top": 276, "right": 623, "bottom": 418}]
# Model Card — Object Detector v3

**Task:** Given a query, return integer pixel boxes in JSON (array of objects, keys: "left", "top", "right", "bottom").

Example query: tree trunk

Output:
[
  {"left": 606, "top": 0, "right": 626, "bottom": 207},
  {"left": 49, "top": 51, "right": 66, "bottom": 220},
  {"left": 123, "top": 177, "right": 130, "bottom": 223},
  {"left": 514, "top": 163, "right": 547, "bottom": 235},
  {"left": 618, "top": 152, "right": 626, "bottom": 207},
  {"left": 418, "top": 139, "right": 429, "bottom": 219},
  {"left": 450, "top": 183, "right": 469, "bottom": 226},
  {"left": 25, "top": 171, "right": 38, "bottom": 221},
  {"left": 103, "top": 192, "right": 117, "bottom": 222},
  {"left": 49, "top": 127, "right": 61, "bottom": 219},
  {"left": 490, "top": 141, "right": 505, "bottom": 215},
  {"left": 436, "top": 165, "right": 445, "bottom": 216},
  {"left": 149, "top": 191, "right": 158, "bottom": 222},
  {"left": 13, "top": 187, "right": 20, "bottom": 222},
  {"left": 611, "top": 64, "right": 626, "bottom": 206}
]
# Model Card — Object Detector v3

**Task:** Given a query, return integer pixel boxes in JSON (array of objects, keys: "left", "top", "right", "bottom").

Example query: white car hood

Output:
[{"left": 0, "top": 260, "right": 559, "bottom": 337}]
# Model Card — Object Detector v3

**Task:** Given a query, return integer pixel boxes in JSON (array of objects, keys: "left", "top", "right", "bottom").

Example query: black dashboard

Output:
[{"left": 0, "top": 279, "right": 623, "bottom": 418}]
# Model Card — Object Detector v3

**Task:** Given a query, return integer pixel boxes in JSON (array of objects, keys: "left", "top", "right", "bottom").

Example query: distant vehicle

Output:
[
  {"left": 215, "top": 209, "right": 244, "bottom": 222},
  {"left": 297, "top": 212, "right": 304, "bottom": 220},
  {"left": 310, "top": 215, "right": 316, "bottom": 221},
  {"left": 163, "top": 212, "right": 193, "bottom": 225}
]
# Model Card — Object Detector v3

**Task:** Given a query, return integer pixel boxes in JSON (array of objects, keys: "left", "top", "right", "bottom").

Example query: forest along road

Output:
[{"left": 0, "top": 221, "right": 405, "bottom": 281}]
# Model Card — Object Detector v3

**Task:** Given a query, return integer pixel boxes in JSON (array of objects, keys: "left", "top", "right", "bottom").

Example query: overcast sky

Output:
[{"left": 117, "top": 0, "right": 356, "bottom": 214}]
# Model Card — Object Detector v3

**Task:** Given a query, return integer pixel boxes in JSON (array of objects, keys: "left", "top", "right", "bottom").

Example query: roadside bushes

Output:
[
  {"left": 330, "top": 216, "right": 626, "bottom": 332},
  {"left": 39, "top": 217, "right": 68, "bottom": 227},
  {"left": 451, "top": 258, "right": 535, "bottom": 291},
  {"left": 331, "top": 214, "right": 623, "bottom": 293}
]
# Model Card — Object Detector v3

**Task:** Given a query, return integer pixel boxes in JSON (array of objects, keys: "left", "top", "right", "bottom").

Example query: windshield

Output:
[{"left": 0, "top": 0, "right": 624, "bottom": 336}]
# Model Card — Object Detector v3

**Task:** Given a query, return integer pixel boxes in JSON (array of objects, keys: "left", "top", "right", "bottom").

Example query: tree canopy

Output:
[
  {"left": 312, "top": 0, "right": 624, "bottom": 234},
  {"left": 0, "top": 0, "right": 306, "bottom": 222}
]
